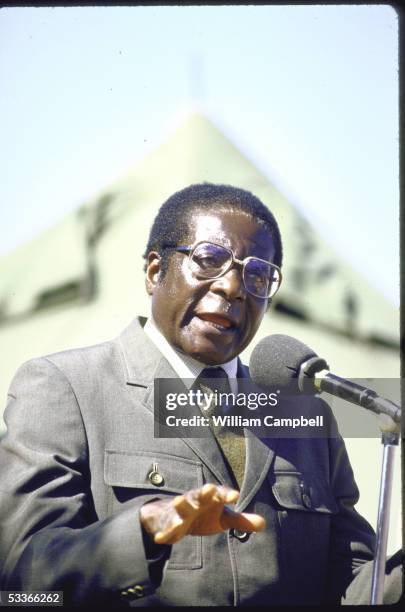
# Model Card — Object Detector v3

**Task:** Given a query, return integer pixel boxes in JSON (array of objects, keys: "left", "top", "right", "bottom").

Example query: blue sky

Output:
[{"left": 0, "top": 5, "right": 399, "bottom": 306}]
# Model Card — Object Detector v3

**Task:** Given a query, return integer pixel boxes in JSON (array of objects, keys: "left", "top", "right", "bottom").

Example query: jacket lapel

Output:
[{"left": 118, "top": 317, "right": 236, "bottom": 488}]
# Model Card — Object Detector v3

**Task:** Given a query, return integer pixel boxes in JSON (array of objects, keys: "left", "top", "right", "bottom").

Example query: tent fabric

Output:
[{"left": 0, "top": 113, "right": 399, "bottom": 344}]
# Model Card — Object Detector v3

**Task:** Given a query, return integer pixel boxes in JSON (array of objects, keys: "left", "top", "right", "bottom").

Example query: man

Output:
[{"left": 0, "top": 184, "right": 397, "bottom": 606}]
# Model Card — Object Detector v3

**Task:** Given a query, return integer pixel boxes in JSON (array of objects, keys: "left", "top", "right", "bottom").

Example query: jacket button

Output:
[
  {"left": 127, "top": 585, "right": 145, "bottom": 598},
  {"left": 134, "top": 585, "right": 145, "bottom": 597},
  {"left": 231, "top": 529, "right": 250, "bottom": 541},
  {"left": 148, "top": 462, "right": 164, "bottom": 486},
  {"left": 149, "top": 472, "right": 164, "bottom": 486}
]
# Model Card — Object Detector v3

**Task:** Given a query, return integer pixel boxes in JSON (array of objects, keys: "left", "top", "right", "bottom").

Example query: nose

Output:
[{"left": 209, "top": 266, "right": 246, "bottom": 301}]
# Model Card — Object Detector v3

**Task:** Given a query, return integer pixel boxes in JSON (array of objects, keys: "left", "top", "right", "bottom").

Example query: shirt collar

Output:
[{"left": 144, "top": 317, "right": 238, "bottom": 391}]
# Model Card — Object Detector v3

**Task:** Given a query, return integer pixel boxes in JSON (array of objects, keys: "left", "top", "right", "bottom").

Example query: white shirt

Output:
[{"left": 144, "top": 317, "right": 238, "bottom": 394}]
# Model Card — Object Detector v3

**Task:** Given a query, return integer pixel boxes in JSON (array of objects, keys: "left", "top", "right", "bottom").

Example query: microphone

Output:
[{"left": 249, "top": 334, "right": 401, "bottom": 424}]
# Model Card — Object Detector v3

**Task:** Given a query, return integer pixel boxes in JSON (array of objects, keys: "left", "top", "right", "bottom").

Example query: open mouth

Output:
[{"left": 197, "top": 313, "right": 236, "bottom": 330}]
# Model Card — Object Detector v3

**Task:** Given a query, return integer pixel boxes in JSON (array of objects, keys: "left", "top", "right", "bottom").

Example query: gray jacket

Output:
[{"left": 0, "top": 317, "right": 378, "bottom": 606}]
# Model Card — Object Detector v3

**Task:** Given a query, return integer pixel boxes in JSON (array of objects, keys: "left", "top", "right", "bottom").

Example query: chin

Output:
[
  {"left": 189, "top": 343, "right": 237, "bottom": 366},
  {"left": 198, "top": 354, "right": 228, "bottom": 366},
  {"left": 179, "top": 330, "right": 243, "bottom": 365}
]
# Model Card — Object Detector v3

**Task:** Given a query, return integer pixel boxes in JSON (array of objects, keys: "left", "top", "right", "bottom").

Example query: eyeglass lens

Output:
[{"left": 189, "top": 242, "right": 280, "bottom": 298}]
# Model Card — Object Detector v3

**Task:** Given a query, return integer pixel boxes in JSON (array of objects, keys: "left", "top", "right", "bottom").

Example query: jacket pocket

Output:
[
  {"left": 269, "top": 470, "right": 338, "bottom": 599},
  {"left": 104, "top": 449, "right": 204, "bottom": 569},
  {"left": 271, "top": 470, "right": 339, "bottom": 514}
]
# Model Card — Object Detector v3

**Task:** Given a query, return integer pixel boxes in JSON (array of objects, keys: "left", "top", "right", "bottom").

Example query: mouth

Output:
[{"left": 196, "top": 312, "right": 238, "bottom": 331}]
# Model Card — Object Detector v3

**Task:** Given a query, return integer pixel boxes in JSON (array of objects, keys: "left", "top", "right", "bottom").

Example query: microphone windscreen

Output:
[{"left": 249, "top": 334, "right": 317, "bottom": 391}]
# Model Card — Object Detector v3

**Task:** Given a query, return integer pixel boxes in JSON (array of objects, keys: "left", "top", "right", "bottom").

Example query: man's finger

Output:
[
  {"left": 154, "top": 529, "right": 184, "bottom": 545},
  {"left": 199, "top": 483, "right": 220, "bottom": 502},
  {"left": 154, "top": 516, "right": 187, "bottom": 544},
  {"left": 220, "top": 508, "right": 266, "bottom": 532},
  {"left": 197, "top": 484, "right": 239, "bottom": 505},
  {"left": 173, "top": 494, "right": 199, "bottom": 516},
  {"left": 220, "top": 488, "right": 240, "bottom": 505}
]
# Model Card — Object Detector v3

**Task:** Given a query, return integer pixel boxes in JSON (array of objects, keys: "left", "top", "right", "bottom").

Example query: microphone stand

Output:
[
  {"left": 370, "top": 414, "right": 400, "bottom": 605},
  {"left": 298, "top": 358, "right": 401, "bottom": 604}
]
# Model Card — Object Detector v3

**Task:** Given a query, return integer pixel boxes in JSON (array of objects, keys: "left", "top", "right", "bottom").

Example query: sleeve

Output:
[
  {"left": 328, "top": 428, "right": 403, "bottom": 605},
  {"left": 325, "top": 429, "right": 376, "bottom": 603},
  {"left": 0, "top": 357, "right": 171, "bottom": 607},
  {"left": 325, "top": 411, "right": 402, "bottom": 605},
  {"left": 342, "top": 549, "right": 403, "bottom": 605}
]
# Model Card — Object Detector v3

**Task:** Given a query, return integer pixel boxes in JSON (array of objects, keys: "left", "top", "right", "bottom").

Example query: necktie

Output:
[{"left": 197, "top": 367, "right": 246, "bottom": 489}]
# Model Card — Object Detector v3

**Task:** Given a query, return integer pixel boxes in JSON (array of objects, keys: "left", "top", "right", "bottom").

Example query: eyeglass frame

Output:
[{"left": 171, "top": 240, "right": 282, "bottom": 299}]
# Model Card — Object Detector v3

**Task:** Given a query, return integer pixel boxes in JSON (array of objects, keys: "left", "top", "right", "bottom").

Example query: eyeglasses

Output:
[{"left": 175, "top": 241, "right": 282, "bottom": 299}]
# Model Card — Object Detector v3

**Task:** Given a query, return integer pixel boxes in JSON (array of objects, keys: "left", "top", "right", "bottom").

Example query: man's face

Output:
[{"left": 146, "top": 208, "right": 276, "bottom": 365}]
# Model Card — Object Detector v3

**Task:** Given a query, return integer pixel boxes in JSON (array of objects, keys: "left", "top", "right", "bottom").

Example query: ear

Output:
[
  {"left": 266, "top": 298, "right": 272, "bottom": 312},
  {"left": 145, "top": 251, "right": 161, "bottom": 295}
]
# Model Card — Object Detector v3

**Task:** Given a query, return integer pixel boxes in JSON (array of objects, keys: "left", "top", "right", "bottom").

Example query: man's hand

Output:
[{"left": 140, "top": 483, "right": 266, "bottom": 545}]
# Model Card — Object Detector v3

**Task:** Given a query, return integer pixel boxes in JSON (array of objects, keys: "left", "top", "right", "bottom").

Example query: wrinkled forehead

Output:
[{"left": 187, "top": 209, "right": 275, "bottom": 260}]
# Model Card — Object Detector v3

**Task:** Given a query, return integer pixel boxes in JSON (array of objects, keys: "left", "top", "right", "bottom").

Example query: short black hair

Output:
[{"left": 143, "top": 183, "right": 283, "bottom": 276}]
